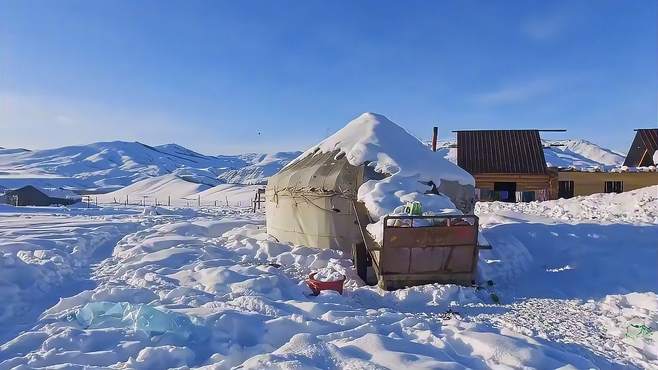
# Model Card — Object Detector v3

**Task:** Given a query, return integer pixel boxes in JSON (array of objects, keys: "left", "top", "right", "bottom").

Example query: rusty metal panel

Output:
[{"left": 383, "top": 225, "right": 477, "bottom": 248}]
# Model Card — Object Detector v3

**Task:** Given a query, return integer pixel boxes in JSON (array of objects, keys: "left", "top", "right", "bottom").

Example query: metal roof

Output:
[
  {"left": 456, "top": 130, "right": 547, "bottom": 174},
  {"left": 623, "top": 128, "right": 658, "bottom": 167}
]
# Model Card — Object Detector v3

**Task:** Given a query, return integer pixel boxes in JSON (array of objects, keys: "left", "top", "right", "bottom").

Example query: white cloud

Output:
[
  {"left": 521, "top": 13, "right": 571, "bottom": 41},
  {"left": 0, "top": 92, "right": 184, "bottom": 150},
  {"left": 475, "top": 78, "right": 559, "bottom": 106}
]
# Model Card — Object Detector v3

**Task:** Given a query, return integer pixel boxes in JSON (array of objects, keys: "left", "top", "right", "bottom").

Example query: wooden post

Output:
[
  {"left": 432, "top": 126, "right": 438, "bottom": 152},
  {"left": 197, "top": 195, "right": 200, "bottom": 207},
  {"left": 125, "top": 195, "right": 128, "bottom": 206},
  {"left": 168, "top": 196, "right": 171, "bottom": 207},
  {"left": 226, "top": 196, "right": 229, "bottom": 207}
]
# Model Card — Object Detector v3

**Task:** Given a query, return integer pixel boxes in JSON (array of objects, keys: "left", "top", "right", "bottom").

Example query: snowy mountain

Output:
[
  {"left": 433, "top": 138, "right": 624, "bottom": 171},
  {"left": 0, "top": 137, "right": 627, "bottom": 195},
  {"left": 0, "top": 141, "right": 299, "bottom": 192},
  {"left": 543, "top": 139, "right": 625, "bottom": 170},
  {"left": 217, "top": 151, "right": 302, "bottom": 185}
]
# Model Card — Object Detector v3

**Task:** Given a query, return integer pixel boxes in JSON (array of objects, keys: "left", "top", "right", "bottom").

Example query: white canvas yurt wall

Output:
[{"left": 266, "top": 150, "right": 362, "bottom": 253}]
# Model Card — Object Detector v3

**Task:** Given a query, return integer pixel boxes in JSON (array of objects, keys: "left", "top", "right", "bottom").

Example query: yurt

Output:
[{"left": 265, "top": 113, "right": 475, "bottom": 253}]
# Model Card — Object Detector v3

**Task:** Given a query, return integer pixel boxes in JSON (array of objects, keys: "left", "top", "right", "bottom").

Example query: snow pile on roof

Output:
[
  {"left": 291, "top": 113, "right": 474, "bottom": 221},
  {"left": 37, "top": 187, "right": 81, "bottom": 200}
]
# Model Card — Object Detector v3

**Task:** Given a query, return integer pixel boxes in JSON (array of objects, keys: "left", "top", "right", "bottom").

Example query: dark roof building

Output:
[
  {"left": 454, "top": 129, "right": 558, "bottom": 202},
  {"left": 455, "top": 130, "right": 548, "bottom": 174},
  {"left": 3, "top": 185, "right": 79, "bottom": 206},
  {"left": 623, "top": 129, "right": 658, "bottom": 167}
]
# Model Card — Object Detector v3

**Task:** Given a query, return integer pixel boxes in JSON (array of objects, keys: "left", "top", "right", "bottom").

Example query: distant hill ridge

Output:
[
  {"left": 0, "top": 138, "right": 623, "bottom": 192},
  {"left": 0, "top": 140, "right": 300, "bottom": 192}
]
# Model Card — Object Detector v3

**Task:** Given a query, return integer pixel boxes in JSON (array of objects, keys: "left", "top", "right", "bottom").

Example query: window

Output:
[
  {"left": 558, "top": 181, "right": 574, "bottom": 199},
  {"left": 493, "top": 182, "right": 516, "bottom": 202},
  {"left": 604, "top": 181, "right": 623, "bottom": 193},
  {"left": 520, "top": 191, "right": 536, "bottom": 202}
]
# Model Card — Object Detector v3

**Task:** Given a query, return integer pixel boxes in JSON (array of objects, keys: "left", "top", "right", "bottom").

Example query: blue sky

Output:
[{"left": 1, "top": 0, "right": 655, "bottom": 154}]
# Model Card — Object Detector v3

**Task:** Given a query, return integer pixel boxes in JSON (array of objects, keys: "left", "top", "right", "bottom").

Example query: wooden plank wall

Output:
[{"left": 474, "top": 172, "right": 558, "bottom": 200}]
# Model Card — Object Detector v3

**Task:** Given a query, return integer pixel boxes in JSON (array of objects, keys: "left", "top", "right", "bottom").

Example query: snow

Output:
[
  {"left": 0, "top": 207, "right": 141, "bottom": 343},
  {"left": 35, "top": 186, "right": 81, "bottom": 200},
  {"left": 96, "top": 174, "right": 212, "bottom": 205},
  {"left": 290, "top": 112, "right": 473, "bottom": 231},
  {"left": 0, "top": 185, "right": 656, "bottom": 368},
  {"left": 194, "top": 183, "right": 264, "bottom": 207},
  {"left": 476, "top": 185, "right": 658, "bottom": 224},
  {"left": 313, "top": 267, "right": 345, "bottom": 282},
  {"left": 432, "top": 138, "right": 627, "bottom": 172},
  {"left": 96, "top": 178, "right": 263, "bottom": 208},
  {"left": 217, "top": 152, "right": 301, "bottom": 185},
  {"left": 544, "top": 139, "right": 626, "bottom": 169},
  {"left": 0, "top": 141, "right": 297, "bottom": 192},
  {"left": 654, "top": 150, "right": 658, "bottom": 166}
]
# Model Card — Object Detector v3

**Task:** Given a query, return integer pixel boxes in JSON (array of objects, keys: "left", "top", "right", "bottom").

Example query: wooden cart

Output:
[{"left": 352, "top": 201, "right": 488, "bottom": 290}]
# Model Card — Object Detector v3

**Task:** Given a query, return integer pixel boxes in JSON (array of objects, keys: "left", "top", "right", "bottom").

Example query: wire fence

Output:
[{"left": 95, "top": 188, "right": 266, "bottom": 212}]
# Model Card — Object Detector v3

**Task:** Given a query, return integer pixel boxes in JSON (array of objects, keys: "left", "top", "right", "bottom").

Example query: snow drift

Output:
[{"left": 97, "top": 174, "right": 212, "bottom": 205}]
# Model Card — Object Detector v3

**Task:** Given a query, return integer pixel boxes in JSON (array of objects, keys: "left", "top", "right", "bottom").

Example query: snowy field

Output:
[{"left": 1, "top": 188, "right": 657, "bottom": 369}]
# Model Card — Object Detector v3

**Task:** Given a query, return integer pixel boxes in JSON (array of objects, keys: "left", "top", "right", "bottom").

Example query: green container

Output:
[{"left": 404, "top": 201, "right": 423, "bottom": 216}]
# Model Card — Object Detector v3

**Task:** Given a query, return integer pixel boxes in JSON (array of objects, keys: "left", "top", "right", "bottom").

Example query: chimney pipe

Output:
[{"left": 431, "top": 126, "right": 438, "bottom": 152}]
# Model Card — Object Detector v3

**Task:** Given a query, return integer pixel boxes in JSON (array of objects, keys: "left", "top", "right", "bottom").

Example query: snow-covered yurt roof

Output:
[
  {"left": 267, "top": 150, "right": 359, "bottom": 195},
  {"left": 272, "top": 112, "right": 474, "bottom": 219}
]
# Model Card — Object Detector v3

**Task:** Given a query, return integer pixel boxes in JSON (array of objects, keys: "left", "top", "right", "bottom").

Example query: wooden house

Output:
[
  {"left": 557, "top": 128, "right": 658, "bottom": 198},
  {"left": 455, "top": 129, "right": 559, "bottom": 202}
]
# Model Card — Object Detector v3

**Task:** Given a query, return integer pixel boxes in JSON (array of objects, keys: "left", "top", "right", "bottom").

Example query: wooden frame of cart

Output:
[{"left": 352, "top": 201, "right": 489, "bottom": 290}]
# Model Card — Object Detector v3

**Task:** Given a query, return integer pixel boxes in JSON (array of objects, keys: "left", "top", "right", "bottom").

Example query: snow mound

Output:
[
  {"left": 97, "top": 174, "right": 211, "bottom": 205},
  {"left": 314, "top": 267, "right": 345, "bottom": 282},
  {"left": 291, "top": 113, "right": 474, "bottom": 224},
  {"left": 477, "top": 185, "right": 658, "bottom": 224},
  {"left": 195, "top": 183, "right": 263, "bottom": 207}
]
